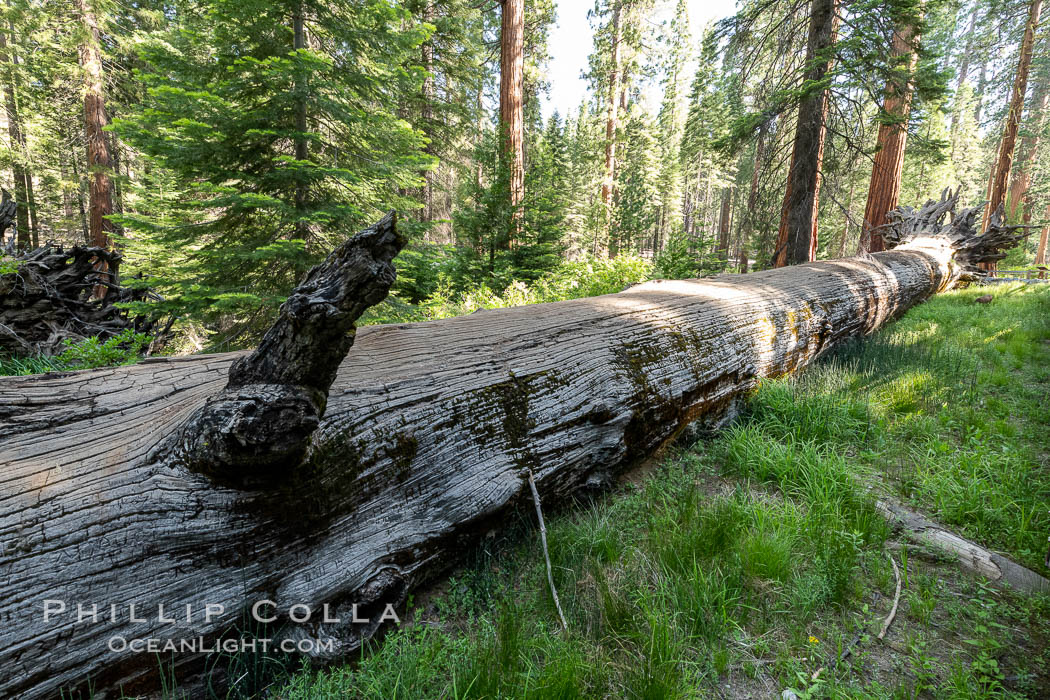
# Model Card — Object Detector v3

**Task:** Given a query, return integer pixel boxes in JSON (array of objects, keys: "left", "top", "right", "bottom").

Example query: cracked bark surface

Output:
[{"left": 0, "top": 194, "right": 1025, "bottom": 699}]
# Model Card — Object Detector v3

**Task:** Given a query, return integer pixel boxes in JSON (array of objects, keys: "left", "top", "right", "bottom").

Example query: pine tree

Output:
[
  {"left": 773, "top": 0, "right": 839, "bottom": 267},
  {"left": 114, "top": 0, "right": 431, "bottom": 341}
]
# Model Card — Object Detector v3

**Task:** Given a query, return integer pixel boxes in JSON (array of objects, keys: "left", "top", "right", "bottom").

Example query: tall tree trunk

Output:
[
  {"left": 8, "top": 22, "right": 37, "bottom": 247},
  {"left": 24, "top": 170, "right": 37, "bottom": 247},
  {"left": 974, "top": 60, "right": 988, "bottom": 126},
  {"left": 77, "top": 0, "right": 114, "bottom": 251},
  {"left": 420, "top": 0, "right": 436, "bottom": 229},
  {"left": 0, "top": 196, "right": 1029, "bottom": 700},
  {"left": 0, "top": 30, "right": 28, "bottom": 250},
  {"left": 717, "top": 187, "right": 732, "bottom": 265},
  {"left": 500, "top": 0, "right": 524, "bottom": 247},
  {"left": 601, "top": 2, "right": 623, "bottom": 256},
  {"left": 982, "top": 0, "right": 1043, "bottom": 253},
  {"left": 740, "top": 126, "right": 766, "bottom": 273},
  {"left": 862, "top": 21, "right": 920, "bottom": 253},
  {"left": 1036, "top": 202, "right": 1050, "bottom": 276},
  {"left": 773, "top": 0, "right": 839, "bottom": 267},
  {"left": 1006, "top": 61, "right": 1050, "bottom": 222},
  {"left": 71, "top": 144, "right": 90, "bottom": 244},
  {"left": 841, "top": 176, "right": 856, "bottom": 256},
  {"left": 292, "top": 3, "right": 309, "bottom": 240}
]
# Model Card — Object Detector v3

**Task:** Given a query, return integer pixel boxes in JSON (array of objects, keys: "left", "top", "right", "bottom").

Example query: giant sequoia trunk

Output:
[
  {"left": 0, "top": 195, "right": 1026, "bottom": 699},
  {"left": 499, "top": 0, "right": 525, "bottom": 244},
  {"left": 861, "top": 19, "right": 919, "bottom": 253}
]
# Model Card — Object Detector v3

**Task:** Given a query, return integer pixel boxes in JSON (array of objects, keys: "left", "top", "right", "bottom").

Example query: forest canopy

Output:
[{"left": 0, "top": 0, "right": 1047, "bottom": 349}]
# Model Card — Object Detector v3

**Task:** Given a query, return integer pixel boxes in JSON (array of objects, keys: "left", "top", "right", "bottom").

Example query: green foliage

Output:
[
  {"left": 57, "top": 328, "right": 152, "bottom": 369},
  {"left": 112, "top": 0, "right": 431, "bottom": 343},
  {"left": 0, "top": 329, "right": 152, "bottom": 375},
  {"left": 361, "top": 254, "right": 652, "bottom": 325},
  {"left": 270, "top": 284, "right": 1050, "bottom": 700},
  {"left": 0, "top": 256, "right": 21, "bottom": 275}
]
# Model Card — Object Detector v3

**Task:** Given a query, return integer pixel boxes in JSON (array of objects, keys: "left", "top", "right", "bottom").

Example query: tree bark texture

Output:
[
  {"left": 77, "top": 0, "right": 114, "bottom": 253},
  {"left": 499, "top": 0, "right": 524, "bottom": 245},
  {"left": 0, "top": 195, "right": 1024, "bottom": 699},
  {"left": 774, "top": 0, "right": 839, "bottom": 267},
  {"left": 862, "top": 21, "right": 919, "bottom": 253},
  {"left": 1006, "top": 60, "right": 1050, "bottom": 223},
  {"left": 981, "top": 0, "right": 1043, "bottom": 248}
]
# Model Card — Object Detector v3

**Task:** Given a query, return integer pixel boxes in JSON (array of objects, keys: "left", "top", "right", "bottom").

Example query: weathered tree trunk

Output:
[
  {"left": 499, "top": 0, "right": 524, "bottom": 246},
  {"left": 773, "top": 0, "right": 838, "bottom": 267},
  {"left": 0, "top": 195, "right": 1024, "bottom": 699},
  {"left": 877, "top": 499, "right": 1050, "bottom": 594},
  {"left": 981, "top": 0, "right": 1043, "bottom": 259},
  {"left": 862, "top": 20, "right": 919, "bottom": 253}
]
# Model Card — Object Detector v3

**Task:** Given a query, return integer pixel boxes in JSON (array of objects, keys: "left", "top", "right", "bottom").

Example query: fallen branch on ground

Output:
[{"left": 878, "top": 555, "right": 902, "bottom": 641}]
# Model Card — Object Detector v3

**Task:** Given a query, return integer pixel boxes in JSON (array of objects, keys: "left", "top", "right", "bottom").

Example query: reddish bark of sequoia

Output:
[
  {"left": 77, "top": 0, "right": 114, "bottom": 252},
  {"left": 862, "top": 22, "right": 919, "bottom": 253},
  {"left": 1006, "top": 62, "right": 1050, "bottom": 223},
  {"left": 500, "top": 0, "right": 525, "bottom": 245}
]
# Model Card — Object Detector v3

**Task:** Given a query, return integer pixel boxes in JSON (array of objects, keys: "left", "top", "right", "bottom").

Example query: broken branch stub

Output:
[{"left": 173, "top": 211, "right": 403, "bottom": 486}]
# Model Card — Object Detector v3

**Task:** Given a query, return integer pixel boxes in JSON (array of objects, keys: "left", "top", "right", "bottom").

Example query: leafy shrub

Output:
[
  {"left": 58, "top": 329, "right": 153, "bottom": 369},
  {"left": 0, "top": 256, "right": 20, "bottom": 275}
]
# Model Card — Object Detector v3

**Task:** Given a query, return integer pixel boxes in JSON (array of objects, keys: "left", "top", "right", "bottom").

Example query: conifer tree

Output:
[{"left": 114, "top": 0, "right": 431, "bottom": 340}]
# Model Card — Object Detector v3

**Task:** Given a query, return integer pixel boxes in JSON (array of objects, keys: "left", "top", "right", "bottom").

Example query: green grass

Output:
[
  {"left": 0, "top": 328, "right": 153, "bottom": 376},
  {"left": 261, "top": 283, "right": 1050, "bottom": 699}
]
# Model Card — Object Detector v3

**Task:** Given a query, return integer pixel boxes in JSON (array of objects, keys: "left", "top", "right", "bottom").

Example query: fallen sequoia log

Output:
[
  {"left": 0, "top": 194, "right": 1036, "bottom": 698},
  {"left": 0, "top": 244, "right": 162, "bottom": 356}
]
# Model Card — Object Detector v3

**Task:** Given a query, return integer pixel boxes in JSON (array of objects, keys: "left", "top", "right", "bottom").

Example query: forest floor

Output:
[{"left": 264, "top": 281, "right": 1050, "bottom": 699}]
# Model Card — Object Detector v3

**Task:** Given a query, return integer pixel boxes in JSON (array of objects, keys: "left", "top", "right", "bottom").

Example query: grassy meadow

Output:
[{"left": 272, "top": 282, "right": 1050, "bottom": 699}]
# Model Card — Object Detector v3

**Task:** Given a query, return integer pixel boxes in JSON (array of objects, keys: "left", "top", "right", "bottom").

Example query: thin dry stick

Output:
[
  {"left": 879, "top": 554, "right": 903, "bottom": 641},
  {"left": 526, "top": 469, "right": 568, "bottom": 633}
]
